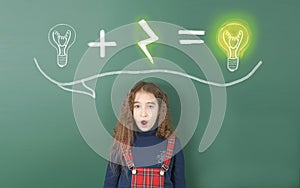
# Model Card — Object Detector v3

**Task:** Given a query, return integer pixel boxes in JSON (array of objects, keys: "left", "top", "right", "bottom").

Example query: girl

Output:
[{"left": 103, "top": 81, "right": 186, "bottom": 188}]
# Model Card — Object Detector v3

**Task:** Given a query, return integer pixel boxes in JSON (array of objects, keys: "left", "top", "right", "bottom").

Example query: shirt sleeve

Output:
[
  {"left": 103, "top": 162, "right": 121, "bottom": 188},
  {"left": 171, "top": 139, "right": 186, "bottom": 188}
]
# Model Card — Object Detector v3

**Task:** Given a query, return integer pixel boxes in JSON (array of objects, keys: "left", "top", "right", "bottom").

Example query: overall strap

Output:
[
  {"left": 161, "top": 135, "right": 176, "bottom": 173},
  {"left": 120, "top": 143, "right": 135, "bottom": 170}
]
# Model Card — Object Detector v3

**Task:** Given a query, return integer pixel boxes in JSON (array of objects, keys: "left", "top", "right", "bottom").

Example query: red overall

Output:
[{"left": 121, "top": 135, "right": 175, "bottom": 188}]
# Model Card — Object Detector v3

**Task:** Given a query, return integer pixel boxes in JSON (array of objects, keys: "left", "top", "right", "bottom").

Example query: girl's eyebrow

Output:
[
  {"left": 147, "top": 102, "right": 156, "bottom": 105},
  {"left": 133, "top": 101, "right": 156, "bottom": 104}
]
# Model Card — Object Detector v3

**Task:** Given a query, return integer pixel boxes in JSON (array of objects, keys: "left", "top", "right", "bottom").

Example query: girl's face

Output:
[{"left": 133, "top": 90, "right": 159, "bottom": 132}]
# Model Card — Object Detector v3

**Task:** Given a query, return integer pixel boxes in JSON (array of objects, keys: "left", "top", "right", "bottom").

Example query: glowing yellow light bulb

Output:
[{"left": 217, "top": 22, "right": 250, "bottom": 72}]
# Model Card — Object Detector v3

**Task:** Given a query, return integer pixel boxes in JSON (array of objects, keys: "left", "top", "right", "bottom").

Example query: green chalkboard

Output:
[{"left": 1, "top": 0, "right": 299, "bottom": 187}]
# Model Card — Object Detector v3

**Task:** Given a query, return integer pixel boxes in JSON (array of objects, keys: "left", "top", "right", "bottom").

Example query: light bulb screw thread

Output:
[
  {"left": 57, "top": 54, "right": 68, "bottom": 68},
  {"left": 227, "top": 57, "right": 239, "bottom": 72}
]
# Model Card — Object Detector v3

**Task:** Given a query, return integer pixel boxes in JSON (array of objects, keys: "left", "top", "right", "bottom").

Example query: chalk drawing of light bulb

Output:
[
  {"left": 48, "top": 24, "right": 76, "bottom": 68},
  {"left": 217, "top": 22, "right": 250, "bottom": 72}
]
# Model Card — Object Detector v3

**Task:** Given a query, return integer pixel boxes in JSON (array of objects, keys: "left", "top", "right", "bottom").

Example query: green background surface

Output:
[{"left": 0, "top": 0, "right": 299, "bottom": 187}]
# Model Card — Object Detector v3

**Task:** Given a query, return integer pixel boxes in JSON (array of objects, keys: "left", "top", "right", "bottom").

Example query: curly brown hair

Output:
[{"left": 110, "top": 81, "right": 174, "bottom": 166}]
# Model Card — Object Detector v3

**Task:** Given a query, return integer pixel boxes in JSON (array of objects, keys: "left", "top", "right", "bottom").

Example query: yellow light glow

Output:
[{"left": 217, "top": 21, "right": 250, "bottom": 72}]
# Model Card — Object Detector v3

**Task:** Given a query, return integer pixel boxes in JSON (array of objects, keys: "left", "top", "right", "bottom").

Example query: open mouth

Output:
[{"left": 141, "top": 120, "right": 148, "bottom": 126}]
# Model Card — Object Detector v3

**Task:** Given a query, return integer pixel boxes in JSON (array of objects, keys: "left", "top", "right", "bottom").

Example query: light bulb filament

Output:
[
  {"left": 223, "top": 30, "right": 243, "bottom": 58},
  {"left": 52, "top": 30, "right": 72, "bottom": 56}
]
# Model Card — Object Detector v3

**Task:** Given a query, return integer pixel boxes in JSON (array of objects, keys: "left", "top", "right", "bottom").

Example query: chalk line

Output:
[{"left": 34, "top": 57, "right": 262, "bottom": 98}]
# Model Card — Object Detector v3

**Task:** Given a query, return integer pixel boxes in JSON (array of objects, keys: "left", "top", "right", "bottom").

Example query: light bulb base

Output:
[
  {"left": 57, "top": 55, "right": 68, "bottom": 68},
  {"left": 227, "top": 57, "right": 239, "bottom": 72}
]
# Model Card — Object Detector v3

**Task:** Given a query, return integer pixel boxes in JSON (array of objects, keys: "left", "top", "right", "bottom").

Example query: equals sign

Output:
[{"left": 178, "top": 30, "right": 205, "bottom": 44}]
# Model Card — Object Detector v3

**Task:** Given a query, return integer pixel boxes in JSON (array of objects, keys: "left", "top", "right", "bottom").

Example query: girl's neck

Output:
[{"left": 135, "top": 127, "right": 157, "bottom": 136}]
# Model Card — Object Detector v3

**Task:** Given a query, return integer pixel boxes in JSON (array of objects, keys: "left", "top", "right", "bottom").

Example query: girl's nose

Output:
[{"left": 141, "top": 107, "right": 148, "bottom": 117}]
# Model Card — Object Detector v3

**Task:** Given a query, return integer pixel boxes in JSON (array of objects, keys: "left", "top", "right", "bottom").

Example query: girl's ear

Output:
[
  {"left": 118, "top": 93, "right": 134, "bottom": 130},
  {"left": 157, "top": 94, "right": 168, "bottom": 127}
]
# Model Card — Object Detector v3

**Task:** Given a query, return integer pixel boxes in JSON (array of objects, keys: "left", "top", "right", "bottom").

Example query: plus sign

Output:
[{"left": 88, "top": 30, "right": 117, "bottom": 58}]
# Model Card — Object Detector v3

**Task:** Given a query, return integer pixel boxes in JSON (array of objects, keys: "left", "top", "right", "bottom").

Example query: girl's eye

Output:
[
  {"left": 148, "top": 105, "right": 154, "bottom": 109},
  {"left": 134, "top": 105, "right": 140, "bottom": 109}
]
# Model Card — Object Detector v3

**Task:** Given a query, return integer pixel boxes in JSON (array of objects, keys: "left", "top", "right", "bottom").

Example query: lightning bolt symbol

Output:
[{"left": 138, "top": 19, "right": 159, "bottom": 64}]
